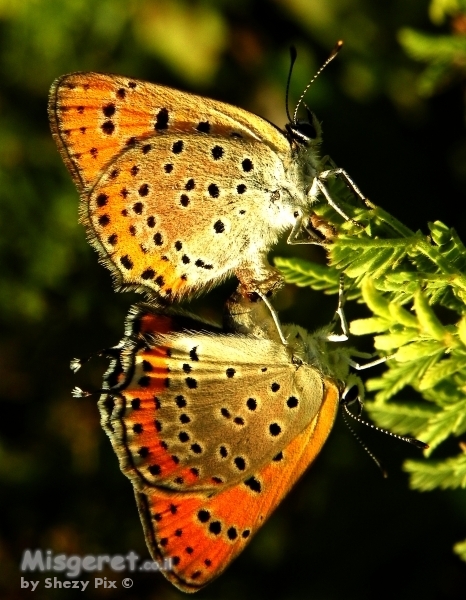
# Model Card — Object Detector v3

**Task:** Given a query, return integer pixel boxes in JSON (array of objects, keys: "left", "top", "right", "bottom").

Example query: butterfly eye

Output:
[
  {"left": 295, "top": 120, "right": 317, "bottom": 140},
  {"left": 340, "top": 384, "right": 363, "bottom": 414},
  {"left": 286, "top": 112, "right": 320, "bottom": 145}
]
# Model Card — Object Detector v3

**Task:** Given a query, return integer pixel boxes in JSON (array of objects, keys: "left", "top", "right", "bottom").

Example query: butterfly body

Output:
[
  {"left": 49, "top": 72, "right": 328, "bottom": 299},
  {"left": 99, "top": 297, "right": 348, "bottom": 591}
]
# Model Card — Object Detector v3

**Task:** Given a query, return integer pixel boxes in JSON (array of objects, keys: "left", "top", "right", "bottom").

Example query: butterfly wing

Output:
[
  {"left": 100, "top": 323, "right": 326, "bottom": 493},
  {"left": 48, "top": 73, "right": 300, "bottom": 298},
  {"left": 48, "top": 72, "right": 290, "bottom": 193},
  {"left": 98, "top": 304, "right": 342, "bottom": 591},
  {"left": 135, "top": 378, "right": 340, "bottom": 592},
  {"left": 83, "top": 131, "right": 298, "bottom": 298}
]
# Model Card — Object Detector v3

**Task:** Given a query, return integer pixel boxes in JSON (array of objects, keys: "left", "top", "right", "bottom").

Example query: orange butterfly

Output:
[
  {"left": 48, "top": 44, "right": 366, "bottom": 302},
  {"left": 96, "top": 293, "right": 355, "bottom": 592}
]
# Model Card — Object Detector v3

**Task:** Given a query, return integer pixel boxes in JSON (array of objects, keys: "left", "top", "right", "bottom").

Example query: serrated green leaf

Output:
[
  {"left": 365, "top": 400, "right": 439, "bottom": 438},
  {"left": 421, "top": 378, "right": 466, "bottom": 407},
  {"left": 415, "top": 397, "right": 466, "bottom": 452},
  {"left": 348, "top": 247, "right": 393, "bottom": 278},
  {"left": 367, "top": 355, "right": 440, "bottom": 401},
  {"left": 373, "top": 332, "right": 418, "bottom": 351},
  {"left": 414, "top": 289, "right": 445, "bottom": 340},
  {"left": 429, "top": 284, "right": 452, "bottom": 307},
  {"left": 404, "top": 452, "right": 466, "bottom": 490},
  {"left": 395, "top": 340, "right": 444, "bottom": 362},
  {"left": 428, "top": 221, "right": 466, "bottom": 271},
  {"left": 349, "top": 317, "right": 390, "bottom": 335},
  {"left": 429, "top": 220, "right": 454, "bottom": 245},
  {"left": 388, "top": 302, "right": 418, "bottom": 327},
  {"left": 420, "top": 355, "right": 466, "bottom": 389},
  {"left": 375, "top": 278, "right": 419, "bottom": 300},
  {"left": 361, "top": 278, "right": 390, "bottom": 319},
  {"left": 274, "top": 256, "right": 341, "bottom": 293},
  {"left": 332, "top": 244, "right": 407, "bottom": 279},
  {"left": 458, "top": 317, "right": 466, "bottom": 347}
]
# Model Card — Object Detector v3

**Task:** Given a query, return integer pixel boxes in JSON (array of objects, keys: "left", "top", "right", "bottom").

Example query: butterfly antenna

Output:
[
  {"left": 72, "top": 386, "right": 94, "bottom": 398},
  {"left": 341, "top": 403, "right": 388, "bottom": 478},
  {"left": 72, "top": 385, "right": 109, "bottom": 398},
  {"left": 293, "top": 40, "right": 343, "bottom": 124},
  {"left": 70, "top": 347, "right": 121, "bottom": 373},
  {"left": 341, "top": 398, "right": 428, "bottom": 477},
  {"left": 342, "top": 400, "right": 429, "bottom": 450},
  {"left": 286, "top": 46, "right": 298, "bottom": 123}
]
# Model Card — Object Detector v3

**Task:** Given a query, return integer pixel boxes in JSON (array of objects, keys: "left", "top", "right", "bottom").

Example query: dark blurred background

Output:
[{"left": 1, "top": 1, "right": 466, "bottom": 598}]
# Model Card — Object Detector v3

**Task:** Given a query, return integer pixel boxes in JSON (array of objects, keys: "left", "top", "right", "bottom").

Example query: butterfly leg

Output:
[
  {"left": 256, "top": 292, "right": 288, "bottom": 346},
  {"left": 312, "top": 177, "right": 361, "bottom": 226},
  {"left": 327, "top": 277, "right": 394, "bottom": 366},
  {"left": 326, "top": 274, "right": 350, "bottom": 342},
  {"left": 311, "top": 157, "right": 371, "bottom": 226},
  {"left": 348, "top": 354, "right": 393, "bottom": 370},
  {"left": 319, "top": 155, "right": 371, "bottom": 207},
  {"left": 287, "top": 213, "right": 326, "bottom": 245},
  {"left": 229, "top": 283, "right": 288, "bottom": 346}
]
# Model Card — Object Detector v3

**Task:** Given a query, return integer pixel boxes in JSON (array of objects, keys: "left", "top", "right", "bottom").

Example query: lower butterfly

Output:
[
  {"left": 94, "top": 293, "right": 363, "bottom": 592},
  {"left": 48, "top": 43, "right": 367, "bottom": 303}
]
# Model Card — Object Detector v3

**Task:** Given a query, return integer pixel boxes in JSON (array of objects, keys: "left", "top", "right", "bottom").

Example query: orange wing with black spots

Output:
[
  {"left": 49, "top": 72, "right": 288, "bottom": 195},
  {"left": 48, "top": 72, "right": 305, "bottom": 300},
  {"left": 98, "top": 303, "right": 343, "bottom": 592},
  {"left": 100, "top": 320, "right": 328, "bottom": 494},
  {"left": 135, "top": 381, "right": 339, "bottom": 592}
]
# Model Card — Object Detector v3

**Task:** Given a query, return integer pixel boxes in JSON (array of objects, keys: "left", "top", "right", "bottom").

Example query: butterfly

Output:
[
  {"left": 48, "top": 43, "right": 366, "bottom": 302},
  {"left": 95, "top": 291, "right": 358, "bottom": 592}
]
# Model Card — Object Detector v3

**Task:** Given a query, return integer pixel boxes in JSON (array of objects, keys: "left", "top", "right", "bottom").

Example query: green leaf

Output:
[
  {"left": 415, "top": 397, "right": 466, "bottom": 451},
  {"left": 331, "top": 237, "right": 411, "bottom": 279},
  {"left": 361, "top": 279, "right": 390, "bottom": 319},
  {"left": 388, "top": 302, "right": 418, "bottom": 328},
  {"left": 274, "top": 256, "right": 341, "bottom": 293},
  {"left": 414, "top": 289, "right": 445, "bottom": 340},
  {"left": 420, "top": 355, "right": 466, "bottom": 389},
  {"left": 374, "top": 332, "right": 420, "bottom": 351},
  {"left": 458, "top": 317, "right": 466, "bottom": 347},
  {"left": 404, "top": 452, "right": 466, "bottom": 490},
  {"left": 350, "top": 317, "right": 390, "bottom": 335},
  {"left": 367, "top": 354, "right": 441, "bottom": 401},
  {"left": 395, "top": 340, "right": 445, "bottom": 362},
  {"left": 399, "top": 28, "right": 466, "bottom": 63},
  {"left": 365, "top": 400, "right": 439, "bottom": 438}
]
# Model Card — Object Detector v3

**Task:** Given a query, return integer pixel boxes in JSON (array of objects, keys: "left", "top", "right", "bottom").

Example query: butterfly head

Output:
[
  {"left": 285, "top": 106, "right": 322, "bottom": 147},
  {"left": 286, "top": 323, "right": 352, "bottom": 385},
  {"left": 285, "top": 42, "right": 342, "bottom": 148}
]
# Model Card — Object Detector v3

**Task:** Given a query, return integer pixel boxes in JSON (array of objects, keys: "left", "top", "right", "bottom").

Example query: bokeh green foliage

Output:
[
  {"left": 400, "top": 0, "right": 466, "bottom": 96},
  {"left": 1, "top": 1, "right": 466, "bottom": 599}
]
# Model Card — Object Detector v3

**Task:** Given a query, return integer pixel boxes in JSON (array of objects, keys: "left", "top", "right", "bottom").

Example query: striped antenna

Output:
[{"left": 293, "top": 40, "right": 343, "bottom": 124}]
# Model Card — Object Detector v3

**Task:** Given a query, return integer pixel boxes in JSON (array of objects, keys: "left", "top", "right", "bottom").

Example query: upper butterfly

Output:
[{"left": 48, "top": 42, "right": 365, "bottom": 300}]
